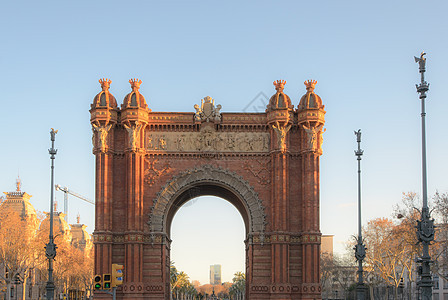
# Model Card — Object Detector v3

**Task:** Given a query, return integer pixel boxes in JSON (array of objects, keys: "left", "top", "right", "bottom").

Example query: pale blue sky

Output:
[{"left": 1, "top": 0, "right": 448, "bottom": 284}]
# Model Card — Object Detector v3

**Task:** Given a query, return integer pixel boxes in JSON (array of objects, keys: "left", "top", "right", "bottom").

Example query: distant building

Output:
[
  {"left": 321, "top": 235, "right": 334, "bottom": 257},
  {"left": 70, "top": 214, "right": 93, "bottom": 252},
  {"left": 210, "top": 264, "right": 222, "bottom": 285},
  {"left": 0, "top": 177, "right": 39, "bottom": 231},
  {"left": 0, "top": 178, "right": 93, "bottom": 300}
]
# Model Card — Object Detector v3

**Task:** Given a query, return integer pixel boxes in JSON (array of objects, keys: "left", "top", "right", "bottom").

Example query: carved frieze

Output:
[{"left": 145, "top": 127, "right": 269, "bottom": 153}]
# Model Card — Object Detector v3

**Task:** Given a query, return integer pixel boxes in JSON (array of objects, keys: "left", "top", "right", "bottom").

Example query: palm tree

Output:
[
  {"left": 170, "top": 261, "right": 179, "bottom": 300},
  {"left": 169, "top": 262, "right": 199, "bottom": 300},
  {"left": 172, "top": 271, "right": 189, "bottom": 299},
  {"left": 230, "top": 272, "right": 245, "bottom": 300}
]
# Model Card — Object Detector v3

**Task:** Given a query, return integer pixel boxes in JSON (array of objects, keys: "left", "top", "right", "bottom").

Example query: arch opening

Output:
[
  {"left": 170, "top": 196, "right": 246, "bottom": 287},
  {"left": 166, "top": 184, "right": 250, "bottom": 237},
  {"left": 148, "top": 165, "right": 267, "bottom": 237}
]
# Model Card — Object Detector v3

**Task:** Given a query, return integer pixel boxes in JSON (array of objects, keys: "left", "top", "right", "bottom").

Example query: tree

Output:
[
  {"left": 432, "top": 192, "right": 448, "bottom": 282},
  {"left": 229, "top": 272, "right": 245, "bottom": 299},
  {"left": 363, "top": 218, "right": 410, "bottom": 299},
  {"left": 320, "top": 252, "right": 335, "bottom": 298},
  {"left": 169, "top": 263, "right": 199, "bottom": 300},
  {"left": 0, "top": 212, "right": 40, "bottom": 300},
  {"left": 321, "top": 253, "right": 357, "bottom": 300}
]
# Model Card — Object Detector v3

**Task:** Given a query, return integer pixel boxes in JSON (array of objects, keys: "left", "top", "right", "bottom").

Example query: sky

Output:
[{"left": 1, "top": 0, "right": 448, "bottom": 284}]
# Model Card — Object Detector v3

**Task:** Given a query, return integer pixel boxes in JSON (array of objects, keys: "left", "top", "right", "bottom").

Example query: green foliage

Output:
[
  {"left": 170, "top": 262, "right": 198, "bottom": 299},
  {"left": 229, "top": 271, "right": 245, "bottom": 297}
]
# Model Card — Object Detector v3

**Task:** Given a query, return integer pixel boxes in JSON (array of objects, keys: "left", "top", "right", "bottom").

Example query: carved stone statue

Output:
[
  {"left": 271, "top": 121, "right": 292, "bottom": 152},
  {"left": 318, "top": 127, "right": 326, "bottom": 151},
  {"left": 302, "top": 124, "right": 323, "bottom": 150},
  {"left": 214, "top": 104, "right": 222, "bottom": 121},
  {"left": 193, "top": 96, "right": 222, "bottom": 122},
  {"left": 124, "top": 122, "right": 143, "bottom": 151},
  {"left": 92, "top": 123, "right": 112, "bottom": 152},
  {"left": 414, "top": 51, "right": 426, "bottom": 70},
  {"left": 194, "top": 104, "right": 201, "bottom": 122}
]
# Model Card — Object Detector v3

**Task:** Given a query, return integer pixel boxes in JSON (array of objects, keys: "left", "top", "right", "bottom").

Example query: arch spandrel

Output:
[{"left": 148, "top": 165, "right": 267, "bottom": 236}]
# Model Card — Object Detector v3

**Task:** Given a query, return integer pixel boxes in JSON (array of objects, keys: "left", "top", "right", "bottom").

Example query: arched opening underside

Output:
[
  {"left": 166, "top": 184, "right": 249, "bottom": 237},
  {"left": 148, "top": 165, "right": 266, "bottom": 237}
]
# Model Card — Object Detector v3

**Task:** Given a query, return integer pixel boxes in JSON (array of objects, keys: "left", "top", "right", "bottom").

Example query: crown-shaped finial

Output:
[
  {"left": 304, "top": 79, "right": 317, "bottom": 92},
  {"left": 99, "top": 78, "right": 111, "bottom": 91},
  {"left": 273, "top": 80, "right": 286, "bottom": 92},
  {"left": 129, "top": 78, "right": 142, "bottom": 91}
]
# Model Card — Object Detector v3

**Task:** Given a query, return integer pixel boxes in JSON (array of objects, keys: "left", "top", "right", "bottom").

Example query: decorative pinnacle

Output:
[
  {"left": 49, "top": 128, "right": 58, "bottom": 159},
  {"left": 129, "top": 78, "right": 142, "bottom": 91},
  {"left": 273, "top": 80, "right": 286, "bottom": 92},
  {"left": 414, "top": 51, "right": 426, "bottom": 73},
  {"left": 50, "top": 128, "right": 58, "bottom": 142},
  {"left": 16, "top": 176, "right": 22, "bottom": 192},
  {"left": 414, "top": 52, "right": 429, "bottom": 99},
  {"left": 99, "top": 78, "right": 111, "bottom": 91},
  {"left": 354, "top": 129, "right": 364, "bottom": 157},
  {"left": 304, "top": 80, "right": 317, "bottom": 92}
]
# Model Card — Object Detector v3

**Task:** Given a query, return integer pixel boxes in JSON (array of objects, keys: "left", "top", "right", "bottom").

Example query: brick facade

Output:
[{"left": 91, "top": 78, "right": 326, "bottom": 299}]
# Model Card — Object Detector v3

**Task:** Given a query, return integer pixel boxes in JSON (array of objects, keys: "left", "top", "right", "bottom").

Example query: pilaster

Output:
[
  {"left": 266, "top": 80, "right": 294, "bottom": 294},
  {"left": 90, "top": 79, "right": 118, "bottom": 277},
  {"left": 120, "top": 79, "right": 150, "bottom": 289},
  {"left": 296, "top": 80, "right": 326, "bottom": 299}
]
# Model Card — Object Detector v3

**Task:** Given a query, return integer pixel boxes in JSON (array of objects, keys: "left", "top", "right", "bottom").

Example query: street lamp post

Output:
[
  {"left": 354, "top": 129, "right": 367, "bottom": 300},
  {"left": 45, "top": 128, "right": 58, "bottom": 300},
  {"left": 414, "top": 52, "right": 434, "bottom": 300}
]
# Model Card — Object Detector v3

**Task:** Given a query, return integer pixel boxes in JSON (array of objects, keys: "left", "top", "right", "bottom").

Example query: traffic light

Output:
[
  {"left": 111, "top": 264, "right": 124, "bottom": 287},
  {"left": 103, "top": 274, "right": 111, "bottom": 289},
  {"left": 94, "top": 275, "right": 102, "bottom": 290}
]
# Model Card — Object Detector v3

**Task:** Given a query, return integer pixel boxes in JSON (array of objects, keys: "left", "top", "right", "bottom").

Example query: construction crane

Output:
[{"left": 55, "top": 184, "right": 94, "bottom": 222}]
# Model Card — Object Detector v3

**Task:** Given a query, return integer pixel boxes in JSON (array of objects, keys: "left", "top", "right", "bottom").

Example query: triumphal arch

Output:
[{"left": 90, "top": 78, "right": 326, "bottom": 299}]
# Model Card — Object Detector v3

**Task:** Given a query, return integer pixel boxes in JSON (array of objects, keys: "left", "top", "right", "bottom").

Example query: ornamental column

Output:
[
  {"left": 297, "top": 80, "right": 326, "bottom": 299},
  {"left": 90, "top": 79, "right": 118, "bottom": 279},
  {"left": 120, "top": 79, "right": 149, "bottom": 297},
  {"left": 266, "top": 80, "right": 294, "bottom": 294}
]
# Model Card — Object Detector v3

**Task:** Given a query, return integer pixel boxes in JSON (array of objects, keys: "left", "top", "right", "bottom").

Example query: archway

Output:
[
  {"left": 148, "top": 165, "right": 266, "bottom": 299},
  {"left": 91, "top": 78, "right": 326, "bottom": 299},
  {"left": 149, "top": 165, "right": 266, "bottom": 237},
  {"left": 170, "top": 196, "right": 246, "bottom": 298}
]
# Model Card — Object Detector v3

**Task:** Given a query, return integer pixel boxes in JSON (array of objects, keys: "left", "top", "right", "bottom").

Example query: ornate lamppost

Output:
[
  {"left": 45, "top": 128, "right": 58, "bottom": 299},
  {"left": 414, "top": 52, "right": 434, "bottom": 300},
  {"left": 354, "top": 129, "right": 367, "bottom": 299}
]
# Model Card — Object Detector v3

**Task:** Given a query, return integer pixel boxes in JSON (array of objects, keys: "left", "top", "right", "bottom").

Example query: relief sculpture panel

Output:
[{"left": 145, "top": 127, "right": 270, "bottom": 153}]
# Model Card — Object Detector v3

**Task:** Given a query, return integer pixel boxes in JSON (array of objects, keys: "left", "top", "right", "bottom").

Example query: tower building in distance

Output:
[{"left": 210, "top": 264, "right": 222, "bottom": 285}]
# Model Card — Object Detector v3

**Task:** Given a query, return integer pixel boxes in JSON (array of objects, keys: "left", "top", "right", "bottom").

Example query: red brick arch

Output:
[
  {"left": 91, "top": 78, "right": 326, "bottom": 299},
  {"left": 149, "top": 164, "right": 266, "bottom": 236}
]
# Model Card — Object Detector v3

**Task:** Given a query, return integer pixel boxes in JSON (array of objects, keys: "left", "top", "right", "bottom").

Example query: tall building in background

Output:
[
  {"left": 209, "top": 264, "right": 222, "bottom": 285},
  {"left": 321, "top": 234, "right": 334, "bottom": 258}
]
